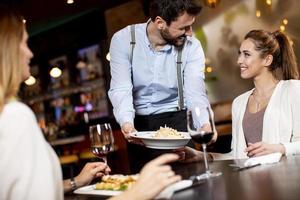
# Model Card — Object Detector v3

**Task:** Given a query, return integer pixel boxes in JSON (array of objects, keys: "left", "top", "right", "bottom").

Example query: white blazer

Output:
[{"left": 214, "top": 80, "right": 300, "bottom": 160}]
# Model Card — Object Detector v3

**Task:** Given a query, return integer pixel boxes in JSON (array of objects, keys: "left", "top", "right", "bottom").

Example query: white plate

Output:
[
  {"left": 74, "top": 180, "right": 193, "bottom": 199},
  {"left": 74, "top": 185, "right": 122, "bottom": 196},
  {"left": 130, "top": 131, "right": 191, "bottom": 149}
]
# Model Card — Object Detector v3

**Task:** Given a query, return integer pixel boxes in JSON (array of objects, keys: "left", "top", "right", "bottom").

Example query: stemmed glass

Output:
[
  {"left": 187, "top": 106, "right": 222, "bottom": 180},
  {"left": 89, "top": 123, "right": 114, "bottom": 164}
]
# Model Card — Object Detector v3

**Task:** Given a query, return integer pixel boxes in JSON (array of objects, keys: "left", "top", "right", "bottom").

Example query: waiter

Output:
[{"left": 108, "top": 0, "right": 212, "bottom": 173}]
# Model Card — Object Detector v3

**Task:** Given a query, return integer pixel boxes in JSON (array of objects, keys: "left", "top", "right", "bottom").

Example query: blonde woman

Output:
[{"left": 0, "top": 6, "right": 180, "bottom": 200}]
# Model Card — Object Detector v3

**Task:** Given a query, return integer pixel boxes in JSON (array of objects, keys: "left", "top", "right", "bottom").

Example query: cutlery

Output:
[{"left": 229, "top": 163, "right": 261, "bottom": 171}]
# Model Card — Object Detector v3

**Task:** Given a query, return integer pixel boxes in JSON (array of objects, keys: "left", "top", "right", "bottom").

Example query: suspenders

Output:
[
  {"left": 176, "top": 48, "right": 184, "bottom": 110},
  {"left": 130, "top": 25, "right": 136, "bottom": 64},
  {"left": 130, "top": 25, "right": 184, "bottom": 110}
]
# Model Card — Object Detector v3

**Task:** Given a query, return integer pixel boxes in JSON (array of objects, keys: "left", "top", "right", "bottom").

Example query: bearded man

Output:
[{"left": 108, "top": 0, "right": 212, "bottom": 173}]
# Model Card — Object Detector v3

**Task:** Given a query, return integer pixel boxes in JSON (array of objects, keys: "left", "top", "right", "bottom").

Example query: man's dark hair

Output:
[{"left": 149, "top": 0, "right": 202, "bottom": 25}]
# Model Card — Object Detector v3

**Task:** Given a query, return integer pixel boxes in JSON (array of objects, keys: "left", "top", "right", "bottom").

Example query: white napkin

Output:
[
  {"left": 155, "top": 180, "right": 193, "bottom": 199},
  {"left": 244, "top": 152, "right": 282, "bottom": 167}
]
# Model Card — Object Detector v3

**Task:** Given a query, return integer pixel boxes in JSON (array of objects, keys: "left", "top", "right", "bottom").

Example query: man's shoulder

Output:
[{"left": 113, "top": 22, "right": 147, "bottom": 38}]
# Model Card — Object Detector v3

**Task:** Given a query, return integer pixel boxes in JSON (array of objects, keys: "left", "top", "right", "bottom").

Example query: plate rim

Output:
[
  {"left": 130, "top": 131, "right": 191, "bottom": 140},
  {"left": 74, "top": 185, "right": 123, "bottom": 196}
]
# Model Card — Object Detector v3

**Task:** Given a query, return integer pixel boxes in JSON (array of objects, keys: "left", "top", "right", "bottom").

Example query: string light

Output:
[
  {"left": 280, "top": 25, "right": 285, "bottom": 32},
  {"left": 283, "top": 19, "right": 288, "bottom": 25},
  {"left": 206, "top": 66, "right": 213, "bottom": 73},
  {"left": 256, "top": 10, "right": 261, "bottom": 18}
]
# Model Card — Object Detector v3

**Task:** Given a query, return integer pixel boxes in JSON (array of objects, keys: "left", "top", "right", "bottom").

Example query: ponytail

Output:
[{"left": 272, "top": 30, "right": 299, "bottom": 80}]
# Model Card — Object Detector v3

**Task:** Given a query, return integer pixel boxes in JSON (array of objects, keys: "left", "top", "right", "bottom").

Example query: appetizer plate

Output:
[
  {"left": 130, "top": 131, "right": 191, "bottom": 149},
  {"left": 74, "top": 185, "right": 122, "bottom": 196}
]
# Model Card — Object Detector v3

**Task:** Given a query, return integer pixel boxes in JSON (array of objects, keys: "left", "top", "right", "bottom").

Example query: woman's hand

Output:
[
  {"left": 174, "top": 146, "right": 206, "bottom": 163},
  {"left": 120, "top": 154, "right": 181, "bottom": 200},
  {"left": 75, "top": 162, "right": 111, "bottom": 188},
  {"left": 245, "top": 142, "right": 286, "bottom": 157}
]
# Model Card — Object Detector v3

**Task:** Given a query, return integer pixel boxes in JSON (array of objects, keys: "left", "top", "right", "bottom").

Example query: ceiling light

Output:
[
  {"left": 283, "top": 19, "right": 288, "bottom": 25},
  {"left": 67, "top": 0, "right": 74, "bottom": 4},
  {"left": 266, "top": 0, "right": 272, "bottom": 6},
  {"left": 50, "top": 67, "right": 62, "bottom": 78},
  {"left": 280, "top": 25, "right": 285, "bottom": 32},
  {"left": 24, "top": 76, "right": 36, "bottom": 85}
]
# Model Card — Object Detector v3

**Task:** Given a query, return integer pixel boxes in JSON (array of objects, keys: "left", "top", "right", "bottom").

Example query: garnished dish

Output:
[
  {"left": 153, "top": 126, "right": 184, "bottom": 139},
  {"left": 94, "top": 174, "right": 139, "bottom": 191}
]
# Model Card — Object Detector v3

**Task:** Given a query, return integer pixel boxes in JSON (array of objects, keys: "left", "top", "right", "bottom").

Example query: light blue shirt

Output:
[{"left": 108, "top": 22, "right": 210, "bottom": 126}]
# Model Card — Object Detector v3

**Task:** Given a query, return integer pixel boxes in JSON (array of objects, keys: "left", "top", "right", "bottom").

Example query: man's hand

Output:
[
  {"left": 121, "top": 122, "right": 136, "bottom": 138},
  {"left": 121, "top": 122, "right": 143, "bottom": 144},
  {"left": 200, "top": 123, "right": 217, "bottom": 145},
  {"left": 173, "top": 146, "right": 208, "bottom": 163}
]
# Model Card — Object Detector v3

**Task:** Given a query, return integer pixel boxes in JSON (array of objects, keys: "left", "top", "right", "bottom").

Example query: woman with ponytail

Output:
[
  {"left": 229, "top": 29, "right": 300, "bottom": 159},
  {"left": 177, "top": 29, "right": 300, "bottom": 162}
]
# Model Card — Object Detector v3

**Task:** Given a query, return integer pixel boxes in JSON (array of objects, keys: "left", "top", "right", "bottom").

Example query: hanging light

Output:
[
  {"left": 67, "top": 0, "right": 74, "bottom": 4},
  {"left": 203, "top": 0, "right": 221, "bottom": 8},
  {"left": 24, "top": 76, "right": 36, "bottom": 86},
  {"left": 50, "top": 67, "right": 62, "bottom": 78}
]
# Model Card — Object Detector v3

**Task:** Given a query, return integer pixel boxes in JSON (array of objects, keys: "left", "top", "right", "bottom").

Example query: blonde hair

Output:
[{"left": 0, "top": 7, "right": 24, "bottom": 111}]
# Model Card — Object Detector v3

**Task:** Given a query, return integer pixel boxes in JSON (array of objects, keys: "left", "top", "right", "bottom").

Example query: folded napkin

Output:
[
  {"left": 155, "top": 180, "right": 193, "bottom": 199},
  {"left": 244, "top": 152, "right": 282, "bottom": 167}
]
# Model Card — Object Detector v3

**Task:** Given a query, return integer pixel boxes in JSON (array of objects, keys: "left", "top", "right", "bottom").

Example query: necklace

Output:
[
  {"left": 251, "top": 92, "right": 270, "bottom": 112},
  {"left": 251, "top": 84, "right": 277, "bottom": 112}
]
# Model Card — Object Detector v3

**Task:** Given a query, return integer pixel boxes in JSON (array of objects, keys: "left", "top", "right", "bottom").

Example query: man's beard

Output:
[{"left": 160, "top": 28, "right": 186, "bottom": 48}]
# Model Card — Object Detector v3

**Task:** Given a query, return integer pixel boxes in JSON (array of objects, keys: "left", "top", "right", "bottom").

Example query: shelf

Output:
[{"left": 24, "top": 79, "right": 105, "bottom": 105}]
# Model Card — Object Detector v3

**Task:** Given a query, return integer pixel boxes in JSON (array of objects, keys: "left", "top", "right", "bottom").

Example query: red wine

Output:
[
  {"left": 191, "top": 132, "right": 213, "bottom": 144},
  {"left": 92, "top": 144, "right": 113, "bottom": 157}
]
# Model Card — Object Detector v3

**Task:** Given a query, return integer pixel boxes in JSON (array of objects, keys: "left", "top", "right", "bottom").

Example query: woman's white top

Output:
[
  {"left": 213, "top": 80, "right": 300, "bottom": 160},
  {"left": 0, "top": 101, "right": 63, "bottom": 200}
]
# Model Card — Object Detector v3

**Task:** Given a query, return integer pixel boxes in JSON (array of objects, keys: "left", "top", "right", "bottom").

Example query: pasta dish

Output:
[{"left": 153, "top": 126, "right": 183, "bottom": 139}]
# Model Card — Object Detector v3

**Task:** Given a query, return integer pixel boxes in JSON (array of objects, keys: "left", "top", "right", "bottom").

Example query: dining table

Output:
[{"left": 65, "top": 155, "right": 300, "bottom": 200}]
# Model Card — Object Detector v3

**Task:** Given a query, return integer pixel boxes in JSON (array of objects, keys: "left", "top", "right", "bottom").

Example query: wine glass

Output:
[
  {"left": 187, "top": 106, "right": 222, "bottom": 180},
  {"left": 89, "top": 123, "right": 114, "bottom": 164}
]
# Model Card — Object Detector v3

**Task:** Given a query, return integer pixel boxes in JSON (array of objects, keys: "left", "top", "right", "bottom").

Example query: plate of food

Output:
[
  {"left": 74, "top": 174, "right": 138, "bottom": 196},
  {"left": 130, "top": 126, "right": 191, "bottom": 149}
]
